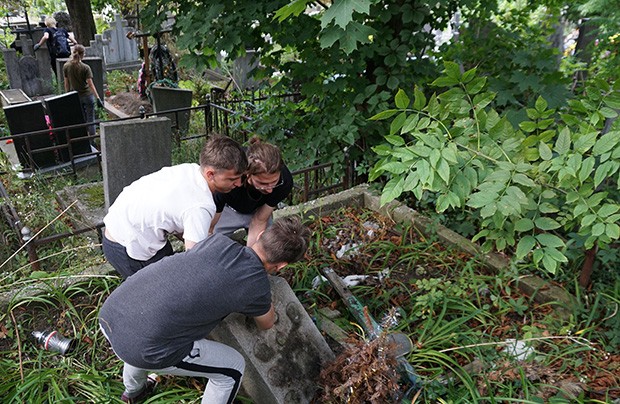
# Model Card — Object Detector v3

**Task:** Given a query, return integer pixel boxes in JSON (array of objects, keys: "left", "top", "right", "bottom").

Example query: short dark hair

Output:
[
  {"left": 199, "top": 135, "right": 247, "bottom": 174},
  {"left": 246, "top": 137, "right": 282, "bottom": 176},
  {"left": 259, "top": 216, "right": 311, "bottom": 264}
]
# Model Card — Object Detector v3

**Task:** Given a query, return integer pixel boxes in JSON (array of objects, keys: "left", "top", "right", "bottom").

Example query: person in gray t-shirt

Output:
[{"left": 99, "top": 216, "right": 310, "bottom": 404}]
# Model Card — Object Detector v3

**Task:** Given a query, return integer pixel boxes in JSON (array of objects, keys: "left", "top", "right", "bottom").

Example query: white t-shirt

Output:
[{"left": 104, "top": 164, "right": 215, "bottom": 260}]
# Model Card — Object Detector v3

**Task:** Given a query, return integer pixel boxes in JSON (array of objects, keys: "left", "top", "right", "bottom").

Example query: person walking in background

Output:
[
  {"left": 102, "top": 136, "right": 248, "bottom": 279},
  {"left": 63, "top": 44, "right": 103, "bottom": 141},
  {"left": 211, "top": 137, "right": 294, "bottom": 247},
  {"left": 33, "top": 16, "right": 74, "bottom": 75},
  {"left": 99, "top": 216, "right": 311, "bottom": 404}
]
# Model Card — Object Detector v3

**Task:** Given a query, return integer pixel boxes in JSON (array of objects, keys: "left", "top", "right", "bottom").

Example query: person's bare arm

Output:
[
  {"left": 254, "top": 303, "right": 276, "bottom": 330},
  {"left": 64, "top": 77, "right": 70, "bottom": 92},
  {"left": 35, "top": 32, "right": 49, "bottom": 48},
  {"left": 209, "top": 212, "right": 222, "bottom": 234},
  {"left": 86, "top": 78, "right": 99, "bottom": 99},
  {"left": 246, "top": 205, "right": 275, "bottom": 247},
  {"left": 184, "top": 239, "right": 197, "bottom": 250}
]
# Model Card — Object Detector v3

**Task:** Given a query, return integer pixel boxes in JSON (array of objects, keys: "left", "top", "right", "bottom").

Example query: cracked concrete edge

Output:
[{"left": 275, "top": 184, "right": 575, "bottom": 313}]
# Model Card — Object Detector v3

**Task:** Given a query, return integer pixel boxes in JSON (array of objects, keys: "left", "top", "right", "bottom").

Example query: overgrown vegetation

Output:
[
  {"left": 369, "top": 63, "right": 619, "bottom": 282},
  {"left": 285, "top": 207, "right": 620, "bottom": 401},
  {"left": 1, "top": 207, "right": 617, "bottom": 402}
]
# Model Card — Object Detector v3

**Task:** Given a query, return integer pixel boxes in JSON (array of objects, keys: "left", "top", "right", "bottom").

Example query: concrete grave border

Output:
[{"left": 275, "top": 184, "right": 576, "bottom": 315}]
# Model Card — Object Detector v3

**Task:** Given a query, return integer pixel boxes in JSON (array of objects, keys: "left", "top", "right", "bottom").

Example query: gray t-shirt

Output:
[{"left": 99, "top": 233, "right": 271, "bottom": 369}]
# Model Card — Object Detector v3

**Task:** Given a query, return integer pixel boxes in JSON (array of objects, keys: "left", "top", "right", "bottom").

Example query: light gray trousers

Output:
[{"left": 113, "top": 336, "right": 245, "bottom": 404}]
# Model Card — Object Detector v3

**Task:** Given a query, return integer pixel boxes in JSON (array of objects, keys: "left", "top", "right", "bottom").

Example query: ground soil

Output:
[{"left": 107, "top": 91, "right": 153, "bottom": 116}]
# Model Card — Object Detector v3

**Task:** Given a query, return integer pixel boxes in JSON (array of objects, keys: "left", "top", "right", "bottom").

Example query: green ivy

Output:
[{"left": 370, "top": 61, "right": 620, "bottom": 275}]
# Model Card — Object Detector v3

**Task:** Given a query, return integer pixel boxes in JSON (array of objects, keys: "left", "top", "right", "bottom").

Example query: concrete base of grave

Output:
[{"left": 275, "top": 184, "right": 576, "bottom": 317}]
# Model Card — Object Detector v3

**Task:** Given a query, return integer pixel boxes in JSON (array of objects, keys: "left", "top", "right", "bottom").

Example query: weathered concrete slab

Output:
[
  {"left": 210, "top": 276, "right": 335, "bottom": 404},
  {"left": 100, "top": 117, "right": 171, "bottom": 209}
]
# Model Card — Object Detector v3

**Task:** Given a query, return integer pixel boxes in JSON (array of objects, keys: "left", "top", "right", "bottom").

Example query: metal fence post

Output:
[{"left": 21, "top": 226, "right": 41, "bottom": 270}]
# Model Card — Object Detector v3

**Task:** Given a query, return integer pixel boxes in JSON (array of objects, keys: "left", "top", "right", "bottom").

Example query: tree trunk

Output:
[
  {"left": 579, "top": 244, "right": 598, "bottom": 288},
  {"left": 64, "top": 0, "right": 96, "bottom": 45},
  {"left": 572, "top": 18, "right": 598, "bottom": 91}
]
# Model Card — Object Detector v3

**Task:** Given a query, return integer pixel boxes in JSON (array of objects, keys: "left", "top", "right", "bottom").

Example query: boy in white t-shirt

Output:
[{"left": 102, "top": 136, "right": 247, "bottom": 279}]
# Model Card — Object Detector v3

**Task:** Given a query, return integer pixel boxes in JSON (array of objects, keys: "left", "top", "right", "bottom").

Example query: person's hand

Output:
[
  {"left": 97, "top": 98, "right": 104, "bottom": 108},
  {"left": 33, "top": 44, "right": 40, "bottom": 51}
]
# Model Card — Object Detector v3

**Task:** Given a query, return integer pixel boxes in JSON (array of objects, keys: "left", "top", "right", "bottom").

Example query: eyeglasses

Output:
[{"left": 251, "top": 177, "right": 284, "bottom": 191}]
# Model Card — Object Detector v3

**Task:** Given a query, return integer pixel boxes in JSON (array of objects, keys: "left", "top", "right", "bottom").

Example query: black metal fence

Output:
[{"left": 0, "top": 97, "right": 356, "bottom": 269}]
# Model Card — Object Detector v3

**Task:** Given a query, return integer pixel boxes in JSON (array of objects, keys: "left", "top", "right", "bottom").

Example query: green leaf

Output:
[
  {"left": 606, "top": 223, "right": 620, "bottom": 239},
  {"left": 597, "top": 204, "right": 619, "bottom": 218},
  {"left": 539, "top": 142, "right": 553, "bottom": 161},
  {"left": 379, "top": 161, "right": 408, "bottom": 174},
  {"left": 461, "top": 67, "right": 477, "bottom": 83},
  {"left": 554, "top": 127, "right": 571, "bottom": 155},
  {"left": 599, "top": 107, "right": 619, "bottom": 119},
  {"left": 380, "top": 176, "right": 404, "bottom": 206},
  {"left": 413, "top": 87, "right": 426, "bottom": 110},
  {"left": 519, "top": 121, "right": 538, "bottom": 133},
  {"left": 592, "top": 222, "right": 605, "bottom": 237},
  {"left": 534, "top": 217, "right": 561, "bottom": 230},
  {"left": 465, "top": 77, "right": 486, "bottom": 95},
  {"left": 514, "top": 218, "right": 534, "bottom": 232},
  {"left": 574, "top": 131, "right": 597, "bottom": 153},
  {"left": 436, "top": 158, "right": 450, "bottom": 185},
  {"left": 592, "top": 131, "right": 620, "bottom": 156},
  {"left": 480, "top": 202, "right": 497, "bottom": 218},
  {"left": 544, "top": 247, "right": 568, "bottom": 263},
  {"left": 579, "top": 157, "right": 596, "bottom": 182},
  {"left": 395, "top": 89, "right": 410, "bottom": 109},
  {"left": 581, "top": 214, "right": 597, "bottom": 227},
  {"left": 431, "top": 76, "right": 459, "bottom": 87},
  {"left": 467, "top": 191, "right": 498, "bottom": 209},
  {"left": 515, "top": 236, "right": 536, "bottom": 260},
  {"left": 536, "top": 233, "right": 565, "bottom": 248},
  {"left": 385, "top": 134, "right": 405, "bottom": 146},
  {"left": 402, "top": 114, "right": 420, "bottom": 133},
  {"left": 320, "top": 0, "right": 372, "bottom": 29},
  {"left": 274, "top": 0, "right": 312, "bottom": 22},
  {"left": 542, "top": 254, "right": 558, "bottom": 274},
  {"left": 512, "top": 173, "right": 536, "bottom": 188},
  {"left": 444, "top": 61, "right": 461, "bottom": 79},
  {"left": 369, "top": 109, "right": 398, "bottom": 120},
  {"left": 535, "top": 96, "right": 548, "bottom": 112},
  {"left": 593, "top": 161, "right": 612, "bottom": 188},
  {"left": 390, "top": 112, "right": 408, "bottom": 135}
]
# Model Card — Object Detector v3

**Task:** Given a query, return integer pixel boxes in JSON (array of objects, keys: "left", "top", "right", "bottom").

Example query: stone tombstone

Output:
[
  {"left": 210, "top": 276, "right": 335, "bottom": 403},
  {"left": 17, "top": 56, "right": 44, "bottom": 97},
  {"left": 0, "top": 89, "right": 32, "bottom": 107},
  {"left": 100, "top": 117, "right": 172, "bottom": 209},
  {"left": 2, "top": 33, "right": 53, "bottom": 96},
  {"left": 56, "top": 57, "right": 105, "bottom": 102},
  {"left": 44, "top": 91, "right": 91, "bottom": 162},
  {"left": 232, "top": 49, "right": 259, "bottom": 91},
  {"left": 3, "top": 100, "right": 57, "bottom": 169},
  {"left": 102, "top": 14, "right": 140, "bottom": 69},
  {"left": 150, "top": 86, "right": 193, "bottom": 132}
]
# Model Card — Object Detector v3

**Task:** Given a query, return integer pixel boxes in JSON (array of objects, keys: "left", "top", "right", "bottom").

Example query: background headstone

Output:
[
  {"left": 102, "top": 14, "right": 140, "bottom": 70},
  {"left": 44, "top": 91, "right": 91, "bottom": 162},
  {"left": 3, "top": 100, "right": 56, "bottom": 169},
  {"left": 150, "top": 86, "right": 193, "bottom": 132},
  {"left": 100, "top": 117, "right": 172, "bottom": 209}
]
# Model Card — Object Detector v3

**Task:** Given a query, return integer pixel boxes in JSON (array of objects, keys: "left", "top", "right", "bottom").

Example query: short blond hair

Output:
[{"left": 45, "top": 17, "right": 57, "bottom": 28}]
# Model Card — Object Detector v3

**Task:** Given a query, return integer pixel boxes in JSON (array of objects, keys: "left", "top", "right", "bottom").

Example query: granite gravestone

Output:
[
  {"left": 44, "top": 91, "right": 91, "bottom": 162},
  {"left": 3, "top": 101, "right": 56, "bottom": 169}
]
